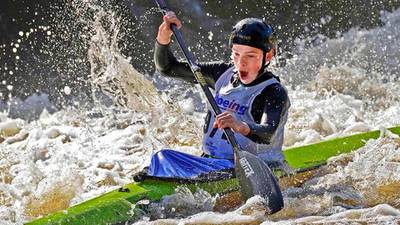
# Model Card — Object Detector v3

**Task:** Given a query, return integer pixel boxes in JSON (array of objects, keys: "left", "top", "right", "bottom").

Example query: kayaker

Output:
[{"left": 147, "top": 11, "right": 291, "bottom": 178}]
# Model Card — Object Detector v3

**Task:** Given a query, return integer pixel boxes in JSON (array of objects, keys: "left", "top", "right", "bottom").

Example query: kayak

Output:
[{"left": 26, "top": 126, "right": 400, "bottom": 225}]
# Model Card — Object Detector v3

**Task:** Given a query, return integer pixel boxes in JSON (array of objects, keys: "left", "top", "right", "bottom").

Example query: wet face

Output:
[{"left": 231, "top": 44, "right": 264, "bottom": 84}]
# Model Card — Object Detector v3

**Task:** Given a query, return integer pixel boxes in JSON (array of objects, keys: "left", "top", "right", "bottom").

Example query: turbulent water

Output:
[{"left": 1, "top": 1, "right": 400, "bottom": 225}]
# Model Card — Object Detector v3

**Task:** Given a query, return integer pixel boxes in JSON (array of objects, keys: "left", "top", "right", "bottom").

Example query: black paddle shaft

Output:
[
  {"left": 153, "top": 0, "right": 284, "bottom": 213},
  {"left": 153, "top": 0, "right": 241, "bottom": 154}
]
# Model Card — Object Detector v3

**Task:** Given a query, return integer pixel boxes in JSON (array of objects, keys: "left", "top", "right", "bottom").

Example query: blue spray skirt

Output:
[{"left": 148, "top": 149, "right": 234, "bottom": 178}]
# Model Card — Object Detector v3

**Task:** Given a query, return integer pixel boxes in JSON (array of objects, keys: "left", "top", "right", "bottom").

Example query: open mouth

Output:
[{"left": 239, "top": 71, "right": 249, "bottom": 79}]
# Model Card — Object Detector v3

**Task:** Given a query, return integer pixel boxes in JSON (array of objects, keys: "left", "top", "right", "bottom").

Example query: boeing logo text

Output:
[{"left": 215, "top": 95, "right": 248, "bottom": 115}]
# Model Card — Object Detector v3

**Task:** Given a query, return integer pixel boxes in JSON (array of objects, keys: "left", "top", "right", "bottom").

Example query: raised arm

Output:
[{"left": 154, "top": 11, "right": 231, "bottom": 88}]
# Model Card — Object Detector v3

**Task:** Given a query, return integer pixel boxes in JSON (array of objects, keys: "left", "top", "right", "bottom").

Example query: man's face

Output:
[{"left": 231, "top": 44, "right": 263, "bottom": 84}]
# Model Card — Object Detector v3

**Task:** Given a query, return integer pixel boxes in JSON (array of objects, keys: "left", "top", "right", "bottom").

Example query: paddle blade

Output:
[{"left": 235, "top": 150, "right": 284, "bottom": 214}]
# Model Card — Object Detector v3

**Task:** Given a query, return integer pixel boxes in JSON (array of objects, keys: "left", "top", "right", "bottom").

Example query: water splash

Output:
[
  {"left": 148, "top": 186, "right": 216, "bottom": 220},
  {"left": 81, "top": 1, "right": 201, "bottom": 148},
  {"left": 281, "top": 9, "right": 400, "bottom": 146}
]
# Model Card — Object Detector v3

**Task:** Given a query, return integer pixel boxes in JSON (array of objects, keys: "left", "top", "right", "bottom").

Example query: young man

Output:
[{"left": 147, "top": 12, "right": 290, "bottom": 178}]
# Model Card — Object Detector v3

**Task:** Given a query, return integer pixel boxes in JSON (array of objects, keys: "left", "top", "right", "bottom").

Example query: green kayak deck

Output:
[{"left": 26, "top": 126, "right": 400, "bottom": 225}]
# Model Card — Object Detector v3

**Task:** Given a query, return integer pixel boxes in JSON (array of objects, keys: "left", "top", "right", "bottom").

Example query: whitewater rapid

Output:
[{"left": 1, "top": 4, "right": 400, "bottom": 225}]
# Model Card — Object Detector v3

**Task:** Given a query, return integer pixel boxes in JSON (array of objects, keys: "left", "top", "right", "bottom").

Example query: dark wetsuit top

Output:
[{"left": 154, "top": 41, "right": 290, "bottom": 145}]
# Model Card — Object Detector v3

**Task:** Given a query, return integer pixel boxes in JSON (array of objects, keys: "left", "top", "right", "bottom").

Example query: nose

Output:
[{"left": 237, "top": 56, "right": 247, "bottom": 69}]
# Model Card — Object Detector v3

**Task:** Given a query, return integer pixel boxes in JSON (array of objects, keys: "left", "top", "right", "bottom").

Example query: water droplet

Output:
[{"left": 64, "top": 86, "right": 72, "bottom": 95}]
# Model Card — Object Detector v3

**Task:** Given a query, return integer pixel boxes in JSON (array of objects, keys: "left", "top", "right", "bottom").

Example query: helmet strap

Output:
[{"left": 258, "top": 50, "right": 268, "bottom": 76}]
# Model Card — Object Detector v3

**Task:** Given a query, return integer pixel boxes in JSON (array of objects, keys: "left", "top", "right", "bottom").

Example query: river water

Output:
[{"left": 0, "top": 0, "right": 400, "bottom": 224}]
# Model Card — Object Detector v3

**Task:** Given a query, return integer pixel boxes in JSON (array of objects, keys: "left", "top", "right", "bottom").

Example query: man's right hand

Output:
[{"left": 156, "top": 11, "right": 182, "bottom": 45}]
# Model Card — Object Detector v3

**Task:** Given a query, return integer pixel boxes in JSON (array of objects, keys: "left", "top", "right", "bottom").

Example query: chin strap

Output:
[
  {"left": 258, "top": 48, "right": 276, "bottom": 76},
  {"left": 258, "top": 50, "right": 269, "bottom": 76}
]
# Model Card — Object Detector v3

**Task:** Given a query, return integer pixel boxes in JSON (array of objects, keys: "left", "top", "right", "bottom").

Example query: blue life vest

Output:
[{"left": 202, "top": 67, "right": 288, "bottom": 163}]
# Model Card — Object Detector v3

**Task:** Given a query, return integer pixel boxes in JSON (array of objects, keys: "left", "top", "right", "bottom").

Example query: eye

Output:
[{"left": 231, "top": 52, "right": 239, "bottom": 58}]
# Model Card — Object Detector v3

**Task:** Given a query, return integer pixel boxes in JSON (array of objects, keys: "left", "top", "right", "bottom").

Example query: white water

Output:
[{"left": 1, "top": 3, "right": 400, "bottom": 225}]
